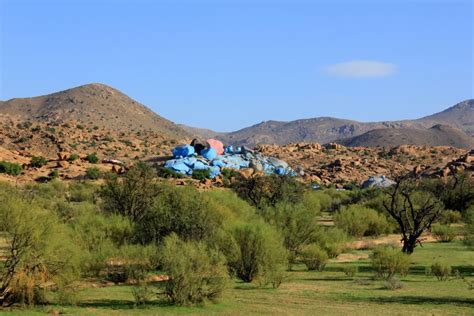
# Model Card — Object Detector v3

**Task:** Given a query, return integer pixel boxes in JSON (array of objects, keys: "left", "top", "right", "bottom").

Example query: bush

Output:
[
  {"left": 0, "top": 161, "right": 22, "bottom": 176},
  {"left": 371, "top": 246, "right": 410, "bottom": 280},
  {"left": 300, "top": 244, "right": 328, "bottom": 271},
  {"left": 136, "top": 185, "right": 223, "bottom": 244},
  {"left": 334, "top": 205, "right": 391, "bottom": 237},
  {"left": 85, "top": 153, "right": 99, "bottom": 164},
  {"left": 0, "top": 192, "right": 80, "bottom": 306},
  {"left": 156, "top": 166, "right": 184, "bottom": 179},
  {"left": 268, "top": 200, "right": 321, "bottom": 266},
  {"left": 232, "top": 174, "right": 305, "bottom": 209},
  {"left": 160, "top": 234, "right": 229, "bottom": 305},
  {"left": 430, "top": 262, "right": 451, "bottom": 281},
  {"left": 382, "top": 276, "right": 404, "bottom": 290},
  {"left": 438, "top": 209, "right": 462, "bottom": 224},
  {"left": 343, "top": 266, "right": 358, "bottom": 277},
  {"left": 316, "top": 227, "right": 348, "bottom": 258},
  {"left": 30, "top": 156, "right": 48, "bottom": 168},
  {"left": 229, "top": 221, "right": 287, "bottom": 287},
  {"left": 48, "top": 170, "right": 59, "bottom": 179},
  {"left": 68, "top": 154, "right": 79, "bottom": 162},
  {"left": 431, "top": 224, "right": 456, "bottom": 242},
  {"left": 464, "top": 207, "right": 474, "bottom": 249},
  {"left": 100, "top": 163, "right": 158, "bottom": 222},
  {"left": 191, "top": 169, "right": 211, "bottom": 180},
  {"left": 86, "top": 167, "right": 101, "bottom": 180}
]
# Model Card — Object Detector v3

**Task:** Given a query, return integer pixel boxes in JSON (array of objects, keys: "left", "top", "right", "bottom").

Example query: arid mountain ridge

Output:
[
  {"left": 204, "top": 99, "right": 474, "bottom": 147},
  {"left": 0, "top": 83, "right": 473, "bottom": 148}
]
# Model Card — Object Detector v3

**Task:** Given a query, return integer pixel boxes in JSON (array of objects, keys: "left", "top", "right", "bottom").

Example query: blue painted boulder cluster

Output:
[{"left": 165, "top": 143, "right": 295, "bottom": 179}]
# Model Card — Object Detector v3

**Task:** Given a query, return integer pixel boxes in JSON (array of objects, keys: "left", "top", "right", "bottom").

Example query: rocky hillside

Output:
[
  {"left": 256, "top": 143, "right": 468, "bottom": 186},
  {"left": 0, "top": 83, "right": 190, "bottom": 139},
  {"left": 417, "top": 99, "right": 474, "bottom": 136},
  {"left": 338, "top": 124, "right": 474, "bottom": 148},
  {"left": 202, "top": 99, "right": 474, "bottom": 147}
]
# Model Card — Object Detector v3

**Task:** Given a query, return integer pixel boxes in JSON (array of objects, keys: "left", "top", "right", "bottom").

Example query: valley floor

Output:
[{"left": 4, "top": 241, "right": 473, "bottom": 316}]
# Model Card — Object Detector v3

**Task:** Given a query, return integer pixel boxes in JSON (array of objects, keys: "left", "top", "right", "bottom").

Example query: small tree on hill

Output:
[{"left": 383, "top": 179, "right": 443, "bottom": 254}]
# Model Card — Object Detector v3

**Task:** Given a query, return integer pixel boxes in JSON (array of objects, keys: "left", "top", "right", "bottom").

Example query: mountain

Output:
[
  {"left": 201, "top": 99, "right": 474, "bottom": 147},
  {"left": 338, "top": 124, "right": 474, "bottom": 148},
  {"left": 0, "top": 83, "right": 189, "bottom": 140},
  {"left": 416, "top": 99, "right": 474, "bottom": 136},
  {"left": 218, "top": 118, "right": 422, "bottom": 146},
  {"left": 178, "top": 124, "right": 223, "bottom": 140}
]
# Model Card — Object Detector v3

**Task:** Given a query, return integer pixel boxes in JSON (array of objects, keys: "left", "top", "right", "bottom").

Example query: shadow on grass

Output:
[
  {"left": 78, "top": 299, "right": 172, "bottom": 310},
  {"left": 453, "top": 265, "right": 474, "bottom": 275},
  {"left": 346, "top": 295, "right": 474, "bottom": 307},
  {"left": 305, "top": 277, "right": 354, "bottom": 282}
]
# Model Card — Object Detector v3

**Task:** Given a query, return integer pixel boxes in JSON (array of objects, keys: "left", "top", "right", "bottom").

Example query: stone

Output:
[{"left": 57, "top": 160, "right": 69, "bottom": 168}]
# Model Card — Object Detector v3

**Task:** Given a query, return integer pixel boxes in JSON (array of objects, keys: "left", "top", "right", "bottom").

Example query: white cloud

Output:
[{"left": 324, "top": 60, "right": 398, "bottom": 78}]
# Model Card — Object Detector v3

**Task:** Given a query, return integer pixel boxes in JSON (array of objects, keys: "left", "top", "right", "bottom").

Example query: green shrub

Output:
[
  {"left": 0, "top": 192, "right": 80, "bottom": 306},
  {"left": 160, "top": 234, "right": 229, "bottom": 305},
  {"left": 430, "top": 262, "right": 451, "bottom": 281},
  {"left": 431, "top": 224, "right": 456, "bottom": 242},
  {"left": 371, "top": 246, "right": 410, "bottom": 280},
  {"left": 86, "top": 168, "right": 101, "bottom": 180},
  {"left": 136, "top": 185, "right": 223, "bottom": 245},
  {"left": 0, "top": 161, "right": 22, "bottom": 176},
  {"left": 230, "top": 221, "right": 287, "bottom": 287},
  {"left": 316, "top": 227, "right": 348, "bottom": 258},
  {"left": 100, "top": 163, "right": 158, "bottom": 222},
  {"left": 68, "top": 154, "right": 79, "bottom": 162},
  {"left": 30, "top": 156, "right": 48, "bottom": 168},
  {"left": 464, "top": 207, "right": 474, "bottom": 249},
  {"left": 85, "top": 153, "right": 99, "bottom": 164},
  {"left": 191, "top": 169, "right": 211, "bottom": 180},
  {"left": 131, "top": 285, "right": 153, "bottom": 307},
  {"left": 343, "top": 266, "right": 358, "bottom": 277},
  {"left": 334, "top": 205, "right": 390, "bottom": 237},
  {"left": 438, "top": 209, "right": 462, "bottom": 224},
  {"left": 269, "top": 200, "right": 321, "bottom": 266},
  {"left": 300, "top": 244, "right": 328, "bottom": 271},
  {"left": 48, "top": 170, "right": 59, "bottom": 179},
  {"left": 68, "top": 182, "right": 96, "bottom": 202},
  {"left": 232, "top": 174, "right": 305, "bottom": 209},
  {"left": 156, "top": 166, "right": 184, "bottom": 179}
]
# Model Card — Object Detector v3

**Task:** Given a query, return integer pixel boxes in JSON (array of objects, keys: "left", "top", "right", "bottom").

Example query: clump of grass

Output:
[{"left": 0, "top": 161, "right": 22, "bottom": 176}]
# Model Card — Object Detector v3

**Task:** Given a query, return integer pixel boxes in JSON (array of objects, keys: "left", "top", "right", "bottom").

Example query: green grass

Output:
[{"left": 4, "top": 241, "right": 473, "bottom": 315}]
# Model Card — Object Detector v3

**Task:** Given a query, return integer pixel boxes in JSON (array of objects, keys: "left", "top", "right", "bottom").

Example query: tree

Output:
[
  {"left": 421, "top": 172, "right": 474, "bottom": 217},
  {"left": 383, "top": 179, "right": 443, "bottom": 254},
  {"left": 232, "top": 174, "right": 305, "bottom": 210},
  {"left": 99, "top": 162, "right": 158, "bottom": 222}
]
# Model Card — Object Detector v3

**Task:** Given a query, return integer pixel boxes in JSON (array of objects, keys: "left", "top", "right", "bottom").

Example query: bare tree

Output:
[{"left": 383, "top": 179, "right": 443, "bottom": 254}]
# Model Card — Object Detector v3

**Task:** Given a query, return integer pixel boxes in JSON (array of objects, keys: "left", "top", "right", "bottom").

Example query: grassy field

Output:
[{"left": 3, "top": 241, "right": 473, "bottom": 316}]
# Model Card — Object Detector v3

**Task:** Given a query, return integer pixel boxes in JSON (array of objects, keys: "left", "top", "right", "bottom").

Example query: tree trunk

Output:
[{"left": 402, "top": 235, "right": 418, "bottom": 254}]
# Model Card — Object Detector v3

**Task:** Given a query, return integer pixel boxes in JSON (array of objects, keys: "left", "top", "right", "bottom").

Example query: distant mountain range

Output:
[{"left": 1, "top": 84, "right": 472, "bottom": 148}]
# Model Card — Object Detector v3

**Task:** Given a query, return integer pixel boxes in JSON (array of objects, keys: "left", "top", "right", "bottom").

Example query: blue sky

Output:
[{"left": 1, "top": 0, "right": 472, "bottom": 132}]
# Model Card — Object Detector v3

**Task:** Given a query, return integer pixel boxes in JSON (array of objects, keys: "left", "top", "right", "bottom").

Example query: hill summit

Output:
[{"left": 0, "top": 83, "right": 189, "bottom": 139}]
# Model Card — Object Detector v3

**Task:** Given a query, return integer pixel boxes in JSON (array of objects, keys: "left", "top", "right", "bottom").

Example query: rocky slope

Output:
[
  {"left": 0, "top": 83, "right": 190, "bottom": 139},
  {"left": 255, "top": 143, "right": 469, "bottom": 186},
  {"left": 417, "top": 99, "right": 474, "bottom": 136}
]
